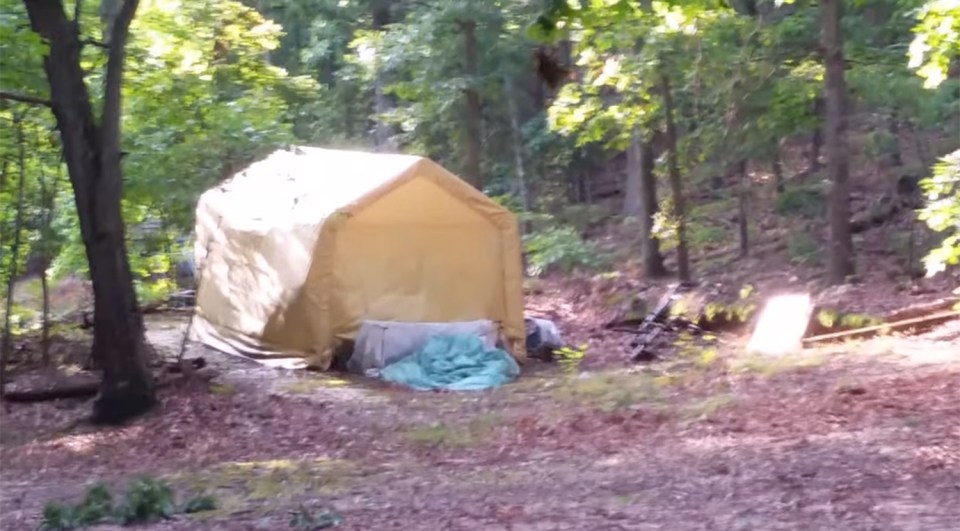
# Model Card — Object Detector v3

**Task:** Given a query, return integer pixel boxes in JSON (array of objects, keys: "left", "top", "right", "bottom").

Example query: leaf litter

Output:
[{"left": 3, "top": 279, "right": 960, "bottom": 530}]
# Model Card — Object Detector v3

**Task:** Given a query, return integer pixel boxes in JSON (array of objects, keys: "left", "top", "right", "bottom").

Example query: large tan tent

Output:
[{"left": 190, "top": 145, "right": 526, "bottom": 370}]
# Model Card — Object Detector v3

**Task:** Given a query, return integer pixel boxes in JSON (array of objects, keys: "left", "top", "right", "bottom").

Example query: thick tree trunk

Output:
[
  {"left": 461, "top": 19, "right": 483, "bottom": 189},
  {"left": 639, "top": 137, "right": 667, "bottom": 278},
  {"left": 660, "top": 73, "right": 691, "bottom": 284},
  {"left": 24, "top": 0, "right": 155, "bottom": 424},
  {"left": 821, "top": 0, "right": 855, "bottom": 284}
]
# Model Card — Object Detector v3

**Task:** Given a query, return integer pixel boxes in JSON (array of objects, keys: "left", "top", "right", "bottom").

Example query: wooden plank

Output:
[{"left": 802, "top": 310, "right": 960, "bottom": 346}]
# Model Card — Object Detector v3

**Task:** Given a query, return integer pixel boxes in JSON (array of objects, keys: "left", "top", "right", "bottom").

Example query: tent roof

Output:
[{"left": 200, "top": 146, "right": 429, "bottom": 230}]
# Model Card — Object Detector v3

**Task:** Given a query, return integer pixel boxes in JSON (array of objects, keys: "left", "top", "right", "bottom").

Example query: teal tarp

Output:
[{"left": 381, "top": 334, "right": 520, "bottom": 391}]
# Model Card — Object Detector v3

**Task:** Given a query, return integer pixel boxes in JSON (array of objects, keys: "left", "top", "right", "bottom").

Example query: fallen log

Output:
[
  {"left": 802, "top": 310, "right": 960, "bottom": 346},
  {"left": 2, "top": 364, "right": 219, "bottom": 403},
  {"left": 3, "top": 379, "right": 100, "bottom": 402}
]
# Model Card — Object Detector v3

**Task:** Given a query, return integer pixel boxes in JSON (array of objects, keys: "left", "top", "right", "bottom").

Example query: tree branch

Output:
[
  {"left": 0, "top": 90, "right": 53, "bottom": 107},
  {"left": 99, "top": 0, "right": 139, "bottom": 160},
  {"left": 81, "top": 37, "right": 109, "bottom": 49}
]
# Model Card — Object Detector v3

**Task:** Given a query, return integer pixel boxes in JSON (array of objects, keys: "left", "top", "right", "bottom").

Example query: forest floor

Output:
[{"left": 3, "top": 277, "right": 960, "bottom": 530}]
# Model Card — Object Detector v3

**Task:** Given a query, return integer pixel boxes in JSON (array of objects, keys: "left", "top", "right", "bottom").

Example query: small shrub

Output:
[
  {"left": 776, "top": 184, "right": 826, "bottom": 219},
  {"left": 114, "top": 476, "right": 176, "bottom": 525},
  {"left": 181, "top": 494, "right": 217, "bottom": 514},
  {"left": 39, "top": 502, "right": 77, "bottom": 531},
  {"left": 688, "top": 223, "right": 729, "bottom": 251},
  {"left": 72, "top": 483, "right": 114, "bottom": 526},
  {"left": 523, "top": 225, "right": 607, "bottom": 276},
  {"left": 787, "top": 232, "right": 820, "bottom": 265},
  {"left": 290, "top": 505, "right": 344, "bottom": 529},
  {"left": 557, "top": 204, "right": 611, "bottom": 233}
]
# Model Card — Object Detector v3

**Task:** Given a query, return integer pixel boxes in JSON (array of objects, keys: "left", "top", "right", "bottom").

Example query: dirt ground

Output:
[{"left": 2, "top": 307, "right": 960, "bottom": 530}]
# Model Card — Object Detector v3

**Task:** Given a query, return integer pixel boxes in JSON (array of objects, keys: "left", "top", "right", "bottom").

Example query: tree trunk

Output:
[
  {"left": 460, "top": 19, "right": 483, "bottom": 189},
  {"left": 887, "top": 111, "right": 902, "bottom": 168},
  {"left": 821, "top": 0, "right": 855, "bottom": 284},
  {"left": 624, "top": 130, "right": 643, "bottom": 217},
  {"left": 371, "top": 0, "right": 394, "bottom": 151},
  {"left": 660, "top": 73, "right": 691, "bottom": 284},
  {"left": 1, "top": 115, "right": 29, "bottom": 398},
  {"left": 639, "top": 136, "right": 667, "bottom": 278},
  {"left": 809, "top": 96, "right": 824, "bottom": 174},
  {"left": 24, "top": 0, "right": 156, "bottom": 424},
  {"left": 772, "top": 145, "right": 785, "bottom": 194},
  {"left": 39, "top": 154, "right": 57, "bottom": 366},
  {"left": 504, "top": 75, "right": 529, "bottom": 228},
  {"left": 737, "top": 160, "right": 750, "bottom": 258}
]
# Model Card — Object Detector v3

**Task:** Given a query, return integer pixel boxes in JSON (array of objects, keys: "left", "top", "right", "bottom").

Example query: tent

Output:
[{"left": 190, "top": 145, "right": 526, "bottom": 370}]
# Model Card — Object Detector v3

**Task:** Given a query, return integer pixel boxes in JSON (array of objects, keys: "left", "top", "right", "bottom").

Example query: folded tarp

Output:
[
  {"left": 348, "top": 319, "right": 500, "bottom": 374},
  {"left": 381, "top": 334, "right": 520, "bottom": 391}
]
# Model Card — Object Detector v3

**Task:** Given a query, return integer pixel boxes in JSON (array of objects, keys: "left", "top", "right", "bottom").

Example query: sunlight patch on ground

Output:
[
  {"left": 552, "top": 371, "right": 663, "bottom": 410},
  {"left": 680, "top": 393, "right": 737, "bottom": 421},
  {"left": 404, "top": 413, "right": 503, "bottom": 448},
  {"left": 41, "top": 424, "right": 147, "bottom": 457},
  {"left": 170, "top": 457, "right": 356, "bottom": 518},
  {"left": 728, "top": 351, "right": 828, "bottom": 375},
  {"left": 281, "top": 375, "right": 353, "bottom": 395}
]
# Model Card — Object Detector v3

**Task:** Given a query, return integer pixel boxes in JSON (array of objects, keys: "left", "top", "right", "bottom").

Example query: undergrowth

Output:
[{"left": 39, "top": 476, "right": 216, "bottom": 530}]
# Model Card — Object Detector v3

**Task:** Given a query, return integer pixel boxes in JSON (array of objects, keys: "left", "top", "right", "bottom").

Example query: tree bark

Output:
[
  {"left": 660, "top": 73, "right": 691, "bottom": 284},
  {"left": 627, "top": 130, "right": 667, "bottom": 277},
  {"left": 809, "top": 95, "right": 824, "bottom": 174},
  {"left": 24, "top": 0, "right": 156, "bottom": 424},
  {"left": 460, "top": 19, "right": 483, "bottom": 189},
  {"left": 624, "top": 130, "right": 643, "bottom": 217},
  {"left": 39, "top": 148, "right": 57, "bottom": 366},
  {"left": 772, "top": 145, "right": 785, "bottom": 194},
  {"left": 504, "top": 75, "right": 529, "bottom": 226},
  {"left": 640, "top": 138, "right": 667, "bottom": 277},
  {"left": 887, "top": 111, "right": 902, "bottom": 168},
  {"left": 821, "top": 0, "right": 855, "bottom": 284}
]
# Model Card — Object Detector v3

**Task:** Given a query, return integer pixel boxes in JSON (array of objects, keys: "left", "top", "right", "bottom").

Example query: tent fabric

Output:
[
  {"left": 380, "top": 334, "right": 521, "bottom": 391},
  {"left": 190, "top": 145, "right": 527, "bottom": 370}
]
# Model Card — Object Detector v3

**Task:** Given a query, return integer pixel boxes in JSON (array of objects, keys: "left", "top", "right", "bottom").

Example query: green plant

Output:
[
  {"left": 776, "top": 184, "right": 826, "bottom": 219},
  {"left": 181, "top": 494, "right": 218, "bottom": 514},
  {"left": 557, "top": 204, "right": 612, "bottom": 233},
  {"left": 687, "top": 222, "right": 729, "bottom": 251},
  {"left": 39, "top": 502, "right": 77, "bottom": 531},
  {"left": 918, "top": 150, "right": 960, "bottom": 276},
  {"left": 72, "top": 484, "right": 114, "bottom": 526},
  {"left": 114, "top": 476, "right": 176, "bottom": 525},
  {"left": 522, "top": 225, "right": 607, "bottom": 276},
  {"left": 289, "top": 505, "right": 344, "bottom": 529},
  {"left": 787, "top": 232, "right": 820, "bottom": 265}
]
